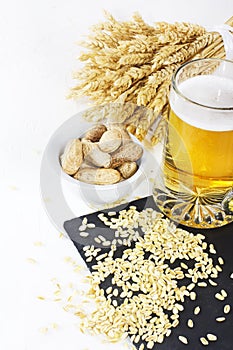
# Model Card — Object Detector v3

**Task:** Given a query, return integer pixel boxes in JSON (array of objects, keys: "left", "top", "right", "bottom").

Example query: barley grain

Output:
[
  {"left": 200, "top": 337, "right": 209, "bottom": 345},
  {"left": 112, "top": 300, "right": 118, "bottom": 307},
  {"left": 194, "top": 306, "right": 201, "bottom": 315},
  {"left": 198, "top": 282, "right": 207, "bottom": 287},
  {"left": 134, "top": 334, "right": 140, "bottom": 343},
  {"left": 218, "top": 257, "right": 224, "bottom": 265},
  {"left": 209, "top": 279, "right": 218, "bottom": 286},
  {"left": 216, "top": 265, "right": 222, "bottom": 272},
  {"left": 147, "top": 340, "right": 154, "bottom": 349},
  {"left": 39, "top": 327, "right": 48, "bottom": 334},
  {"left": 216, "top": 317, "right": 226, "bottom": 322},
  {"left": 98, "top": 235, "right": 106, "bottom": 242},
  {"left": 187, "top": 319, "right": 194, "bottom": 328},
  {"left": 74, "top": 207, "right": 223, "bottom": 345},
  {"left": 178, "top": 335, "right": 188, "bottom": 344},
  {"left": 82, "top": 217, "right": 88, "bottom": 225},
  {"left": 102, "top": 240, "right": 111, "bottom": 246},
  {"left": 27, "top": 258, "right": 37, "bottom": 264},
  {"left": 108, "top": 211, "right": 116, "bottom": 216},
  {"left": 215, "top": 292, "right": 224, "bottom": 301},
  {"left": 187, "top": 283, "right": 195, "bottom": 291},
  {"left": 190, "top": 291, "right": 196, "bottom": 300},
  {"left": 224, "top": 304, "right": 231, "bottom": 314},
  {"left": 113, "top": 288, "right": 119, "bottom": 297},
  {"left": 207, "top": 333, "right": 217, "bottom": 341},
  {"left": 221, "top": 289, "right": 227, "bottom": 298},
  {"left": 80, "top": 231, "right": 89, "bottom": 237},
  {"left": 181, "top": 262, "right": 188, "bottom": 269},
  {"left": 86, "top": 256, "right": 93, "bottom": 262}
]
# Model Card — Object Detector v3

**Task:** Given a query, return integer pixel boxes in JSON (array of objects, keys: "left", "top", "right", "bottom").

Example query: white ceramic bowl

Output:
[
  {"left": 60, "top": 132, "right": 146, "bottom": 205},
  {"left": 61, "top": 153, "right": 145, "bottom": 205},
  {"left": 45, "top": 112, "right": 148, "bottom": 205}
]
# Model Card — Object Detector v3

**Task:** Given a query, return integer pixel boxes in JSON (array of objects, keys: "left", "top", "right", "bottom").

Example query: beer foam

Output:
[{"left": 170, "top": 75, "right": 233, "bottom": 131}]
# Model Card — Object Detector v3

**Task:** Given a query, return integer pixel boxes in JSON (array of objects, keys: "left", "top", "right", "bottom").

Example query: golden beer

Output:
[
  {"left": 166, "top": 108, "right": 233, "bottom": 189},
  {"left": 153, "top": 58, "right": 233, "bottom": 228}
]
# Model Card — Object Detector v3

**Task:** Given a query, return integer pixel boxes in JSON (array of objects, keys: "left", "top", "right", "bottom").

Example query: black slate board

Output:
[{"left": 64, "top": 196, "right": 233, "bottom": 350}]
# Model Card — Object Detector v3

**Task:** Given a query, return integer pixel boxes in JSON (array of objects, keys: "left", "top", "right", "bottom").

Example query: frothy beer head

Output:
[{"left": 170, "top": 75, "right": 233, "bottom": 131}]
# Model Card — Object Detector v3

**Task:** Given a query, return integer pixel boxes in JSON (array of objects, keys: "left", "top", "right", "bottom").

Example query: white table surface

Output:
[{"left": 1, "top": 1, "right": 232, "bottom": 349}]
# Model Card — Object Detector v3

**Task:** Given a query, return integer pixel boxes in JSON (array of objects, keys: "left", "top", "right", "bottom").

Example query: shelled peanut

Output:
[{"left": 60, "top": 124, "right": 143, "bottom": 185}]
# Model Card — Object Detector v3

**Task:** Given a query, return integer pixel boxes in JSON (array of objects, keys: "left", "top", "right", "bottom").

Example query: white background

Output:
[{"left": 0, "top": 1, "right": 232, "bottom": 349}]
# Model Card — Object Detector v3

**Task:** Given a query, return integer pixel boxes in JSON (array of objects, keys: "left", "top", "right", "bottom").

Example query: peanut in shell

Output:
[
  {"left": 61, "top": 139, "right": 83, "bottom": 175},
  {"left": 76, "top": 168, "right": 121, "bottom": 185},
  {"left": 99, "top": 129, "right": 122, "bottom": 153}
]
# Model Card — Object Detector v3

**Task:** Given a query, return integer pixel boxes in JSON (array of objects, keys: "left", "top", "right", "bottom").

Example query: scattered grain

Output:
[
  {"left": 69, "top": 207, "right": 223, "bottom": 346},
  {"left": 200, "top": 337, "right": 209, "bottom": 346},
  {"left": 82, "top": 217, "right": 88, "bottom": 225},
  {"left": 209, "top": 279, "right": 218, "bottom": 287},
  {"left": 207, "top": 333, "right": 217, "bottom": 341},
  {"left": 79, "top": 224, "right": 87, "bottom": 231},
  {"left": 178, "top": 335, "right": 188, "bottom": 344},
  {"left": 190, "top": 291, "right": 196, "bottom": 300},
  {"left": 215, "top": 292, "right": 224, "bottom": 301},
  {"left": 113, "top": 288, "right": 119, "bottom": 297},
  {"left": 96, "top": 253, "right": 108, "bottom": 261},
  {"left": 218, "top": 257, "right": 224, "bottom": 265},
  {"left": 198, "top": 282, "right": 207, "bottom": 287},
  {"left": 209, "top": 243, "right": 216, "bottom": 254},
  {"left": 216, "top": 317, "right": 226, "bottom": 322},
  {"left": 86, "top": 256, "right": 93, "bottom": 263},
  {"left": 33, "top": 241, "right": 44, "bottom": 247},
  {"left": 221, "top": 289, "right": 227, "bottom": 298},
  {"left": 106, "top": 287, "right": 112, "bottom": 294},
  {"left": 102, "top": 240, "right": 111, "bottom": 246},
  {"left": 87, "top": 223, "right": 96, "bottom": 228},
  {"left": 175, "top": 303, "right": 184, "bottom": 311},
  {"left": 134, "top": 334, "right": 140, "bottom": 344},
  {"left": 147, "top": 340, "right": 154, "bottom": 349},
  {"left": 97, "top": 235, "right": 106, "bottom": 242},
  {"left": 187, "top": 283, "right": 195, "bottom": 291},
  {"left": 194, "top": 306, "right": 201, "bottom": 315},
  {"left": 187, "top": 319, "right": 194, "bottom": 328},
  {"left": 27, "top": 258, "right": 37, "bottom": 264},
  {"left": 108, "top": 211, "right": 116, "bottom": 216},
  {"left": 181, "top": 262, "right": 188, "bottom": 269},
  {"left": 39, "top": 327, "right": 48, "bottom": 334},
  {"left": 80, "top": 231, "right": 89, "bottom": 237},
  {"left": 216, "top": 265, "right": 222, "bottom": 272},
  {"left": 224, "top": 304, "right": 231, "bottom": 314},
  {"left": 112, "top": 300, "right": 118, "bottom": 307}
]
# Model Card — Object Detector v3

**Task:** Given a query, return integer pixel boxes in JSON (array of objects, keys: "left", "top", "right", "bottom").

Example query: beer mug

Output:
[{"left": 153, "top": 58, "right": 233, "bottom": 228}]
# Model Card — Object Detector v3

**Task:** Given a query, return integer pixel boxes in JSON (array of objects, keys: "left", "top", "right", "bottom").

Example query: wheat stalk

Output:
[{"left": 69, "top": 13, "right": 233, "bottom": 145}]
